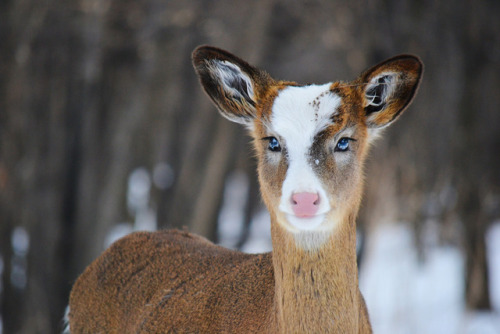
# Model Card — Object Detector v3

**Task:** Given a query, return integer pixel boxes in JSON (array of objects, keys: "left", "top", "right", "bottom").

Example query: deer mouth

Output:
[{"left": 284, "top": 212, "right": 327, "bottom": 232}]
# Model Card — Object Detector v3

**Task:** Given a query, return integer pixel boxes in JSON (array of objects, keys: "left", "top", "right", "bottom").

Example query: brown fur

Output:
[
  {"left": 68, "top": 46, "right": 422, "bottom": 333},
  {"left": 70, "top": 230, "right": 276, "bottom": 333}
]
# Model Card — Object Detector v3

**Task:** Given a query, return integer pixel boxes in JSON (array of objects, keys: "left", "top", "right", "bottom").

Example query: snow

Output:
[
  {"left": 360, "top": 222, "right": 500, "bottom": 334},
  {"left": 9, "top": 226, "right": 29, "bottom": 290},
  {"left": 105, "top": 167, "right": 159, "bottom": 248},
  {"left": 127, "top": 167, "right": 152, "bottom": 214},
  {"left": 216, "top": 170, "right": 273, "bottom": 253},
  {"left": 360, "top": 223, "right": 462, "bottom": 333},
  {"left": 152, "top": 162, "right": 175, "bottom": 190},
  {"left": 487, "top": 222, "right": 500, "bottom": 312},
  {"left": 217, "top": 171, "right": 249, "bottom": 249},
  {"left": 11, "top": 227, "right": 29, "bottom": 256},
  {"left": 240, "top": 210, "right": 272, "bottom": 253}
]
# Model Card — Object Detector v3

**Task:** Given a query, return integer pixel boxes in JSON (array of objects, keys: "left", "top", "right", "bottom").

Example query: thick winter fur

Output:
[
  {"left": 69, "top": 231, "right": 275, "bottom": 332},
  {"left": 68, "top": 46, "right": 422, "bottom": 333}
]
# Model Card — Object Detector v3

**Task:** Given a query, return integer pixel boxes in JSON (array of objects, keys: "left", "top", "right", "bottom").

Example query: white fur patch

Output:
[
  {"left": 270, "top": 84, "right": 341, "bottom": 233},
  {"left": 209, "top": 60, "right": 254, "bottom": 102},
  {"left": 365, "top": 72, "right": 396, "bottom": 117},
  {"left": 293, "top": 230, "right": 332, "bottom": 251}
]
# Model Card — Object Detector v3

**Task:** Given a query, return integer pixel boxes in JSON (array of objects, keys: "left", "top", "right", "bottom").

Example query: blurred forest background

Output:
[{"left": 1, "top": 0, "right": 500, "bottom": 333}]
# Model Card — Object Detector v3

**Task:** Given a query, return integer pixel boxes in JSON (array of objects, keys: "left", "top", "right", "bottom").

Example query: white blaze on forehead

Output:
[
  {"left": 271, "top": 83, "right": 341, "bottom": 141},
  {"left": 270, "top": 83, "right": 341, "bottom": 231}
]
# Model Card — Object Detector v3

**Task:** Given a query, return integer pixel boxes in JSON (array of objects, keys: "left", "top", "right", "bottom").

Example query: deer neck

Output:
[{"left": 270, "top": 213, "right": 360, "bottom": 333}]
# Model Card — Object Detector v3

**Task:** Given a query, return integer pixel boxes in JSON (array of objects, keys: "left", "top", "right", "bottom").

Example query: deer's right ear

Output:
[{"left": 192, "top": 46, "right": 272, "bottom": 126}]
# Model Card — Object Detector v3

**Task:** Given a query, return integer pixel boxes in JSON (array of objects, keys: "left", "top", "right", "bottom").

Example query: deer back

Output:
[{"left": 69, "top": 230, "right": 275, "bottom": 333}]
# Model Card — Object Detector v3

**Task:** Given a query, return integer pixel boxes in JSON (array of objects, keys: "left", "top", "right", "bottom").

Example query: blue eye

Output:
[
  {"left": 335, "top": 138, "right": 351, "bottom": 152},
  {"left": 264, "top": 137, "right": 281, "bottom": 152}
]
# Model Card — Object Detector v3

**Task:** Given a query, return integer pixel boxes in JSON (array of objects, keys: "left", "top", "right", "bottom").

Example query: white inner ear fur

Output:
[
  {"left": 270, "top": 84, "right": 341, "bottom": 235},
  {"left": 208, "top": 60, "right": 255, "bottom": 102},
  {"left": 365, "top": 72, "right": 396, "bottom": 108},
  {"left": 364, "top": 72, "right": 399, "bottom": 140}
]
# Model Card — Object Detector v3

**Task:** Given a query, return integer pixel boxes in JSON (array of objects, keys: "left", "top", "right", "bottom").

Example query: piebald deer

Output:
[{"left": 68, "top": 46, "right": 422, "bottom": 333}]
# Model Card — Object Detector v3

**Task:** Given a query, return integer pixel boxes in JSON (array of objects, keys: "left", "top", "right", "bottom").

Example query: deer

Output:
[{"left": 67, "top": 45, "right": 422, "bottom": 333}]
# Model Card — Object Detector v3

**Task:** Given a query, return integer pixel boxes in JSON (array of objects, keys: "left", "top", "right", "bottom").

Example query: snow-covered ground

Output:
[{"left": 360, "top": 222, "right": 500, "bottom": 334}]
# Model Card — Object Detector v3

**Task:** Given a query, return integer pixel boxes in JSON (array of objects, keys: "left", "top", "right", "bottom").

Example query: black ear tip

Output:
[
  {"left": 362, "top": 54, "right": 424, "bottom": 85},
  {"left": 390, "top": 54, "right": 423, "bottom": 67},
  {"left": 408, "top": 55, "right": 423, "bottom": 72},
  {"left": 192, "top": 45, "right": 218, "bottom": 57},
  {"left": 397, "top": 55, "right": 424, "bottom": 87},
  {"left": 192, "top": 45, "right": 216, "bottom": 67},
  {"left": 394, "top": 54, "right": 421, "bottom": 62},
  {"left": 191, "top": 46, "right": 263, "bottom": 85},
  {"left": 394, "top": 54, "right": 424, "bottom": 75},
  {"left": 192, "top": 45, "right": 241, "bottom": 66}
]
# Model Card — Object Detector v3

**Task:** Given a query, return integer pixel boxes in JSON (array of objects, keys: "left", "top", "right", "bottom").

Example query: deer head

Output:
[{"left": 193, "top": 46, "right": 422, "bottom": 250}]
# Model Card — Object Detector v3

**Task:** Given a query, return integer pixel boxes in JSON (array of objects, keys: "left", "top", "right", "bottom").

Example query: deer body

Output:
[
  {"left": 68, "top": 46, "right": 422, "bottom": 333},
  {"left": 70, "top": 230, "right": 275, "bottom": 332}
]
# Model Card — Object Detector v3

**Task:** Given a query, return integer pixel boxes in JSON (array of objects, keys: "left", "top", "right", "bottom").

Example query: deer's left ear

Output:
[{"left": 360, "top": 55, "right": 423, "bottom": 129}]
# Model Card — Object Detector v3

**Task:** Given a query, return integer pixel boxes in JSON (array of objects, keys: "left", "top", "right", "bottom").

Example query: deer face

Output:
[
  {"left": 253, "top": 83, "right": 369, "bottom": 233},
  {"left": 193, "top": 46, "right": 422, "bottom": 238}
]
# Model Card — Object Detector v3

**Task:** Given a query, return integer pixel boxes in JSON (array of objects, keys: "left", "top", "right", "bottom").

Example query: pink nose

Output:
[{"left": 291, "top": 192, "right": 320, "bottom": 217}]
